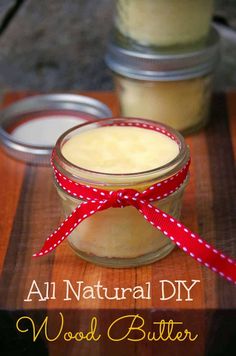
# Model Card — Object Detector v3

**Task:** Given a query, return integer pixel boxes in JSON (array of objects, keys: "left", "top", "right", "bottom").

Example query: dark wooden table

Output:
[{"left": 0, "top": 91, "right": 235, "bottom": 356}]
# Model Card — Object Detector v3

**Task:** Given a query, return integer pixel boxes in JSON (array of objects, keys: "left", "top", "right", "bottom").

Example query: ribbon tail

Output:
[
  {"left": 137, "top": 200, "right": 236, "bottom": 284},
  {"left": 33, "top": 200, "right": 108, "bottom": 257}
]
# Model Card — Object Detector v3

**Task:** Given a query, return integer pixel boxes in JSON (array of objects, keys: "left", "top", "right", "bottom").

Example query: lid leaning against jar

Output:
[
  {"left": 0, "top": 94, "right": 112, "bottom": 165},
  {"left": 105, "top": 27, "right": 221, "bottom": 81}
]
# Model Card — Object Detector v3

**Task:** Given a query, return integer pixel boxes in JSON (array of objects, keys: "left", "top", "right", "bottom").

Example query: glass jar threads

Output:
[
  {"left": 52, "top": 118, "right": 190, "bottom": 267},
  {"left": 114, "top": 0, "right": 214, "bottom": 49},
  {"left": 105, "top": 29, "right": 220, "bottom": 135}
]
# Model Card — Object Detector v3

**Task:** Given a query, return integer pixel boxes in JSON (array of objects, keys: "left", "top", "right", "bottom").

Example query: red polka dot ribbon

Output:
[{"left": 33, "top": 124, "right": 236, "bottom": 285}]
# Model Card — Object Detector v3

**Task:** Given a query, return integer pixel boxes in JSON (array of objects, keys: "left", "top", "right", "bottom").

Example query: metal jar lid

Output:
[
  {"left": 0, "top": 93, "right": 112, "bottom": 165},
  {"left": 105, "top": 27, "right": 221, "bottom": 81}
]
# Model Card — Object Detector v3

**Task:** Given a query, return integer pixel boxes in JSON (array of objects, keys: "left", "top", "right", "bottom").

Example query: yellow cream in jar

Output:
[
  {"left": 115, "top": 0, "right": 214, "bottom": 48},
  {"left": 116, "top": 75, "right": 212, "bottom": 133},
  {"left": 105, "top": 29, "right": 220, "bottom": 135},
  {"left": 55, "top": 120, "right": 189, "bottom": 267},
  {"left": 62, "top": 126, "right": 179, "bottom": 174}
]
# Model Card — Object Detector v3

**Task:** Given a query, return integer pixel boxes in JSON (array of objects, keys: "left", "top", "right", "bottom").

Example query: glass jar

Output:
[
  {"left": 115, "top": 74, "right": 212, "bottom": 134},
  {"left": 115, "top": 0, "right": 214, "bottom": 49},
  {"left": 52, "top": 118, "right": 190, "bottom": 268},
  {"left": 105, "top": 29, "right": 220, "bottom": 135}
]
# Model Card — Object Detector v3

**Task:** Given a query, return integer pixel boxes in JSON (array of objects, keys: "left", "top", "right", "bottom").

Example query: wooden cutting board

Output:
[{"left": 0, "top": 91, "right": 235, "bottom": 356}]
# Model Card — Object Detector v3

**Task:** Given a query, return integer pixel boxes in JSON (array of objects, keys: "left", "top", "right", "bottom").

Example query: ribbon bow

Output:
[{"left": 34, "top": 156, "right": 236, "bottom": 284}]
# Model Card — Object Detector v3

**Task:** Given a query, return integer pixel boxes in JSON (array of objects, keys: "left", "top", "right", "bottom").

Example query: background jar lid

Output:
[
  {"left": 0, "top": 93, "right": 112, "bottom": 165},
  {"left": 105, "top": 27, "right": 221, "bottom": 81}
]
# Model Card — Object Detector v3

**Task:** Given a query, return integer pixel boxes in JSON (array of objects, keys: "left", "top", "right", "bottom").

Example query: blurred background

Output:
[{"left": 0, "top": 0, "right": 235, "bottom": 93}]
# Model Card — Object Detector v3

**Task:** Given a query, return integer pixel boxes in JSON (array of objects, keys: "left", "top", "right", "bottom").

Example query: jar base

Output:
[
  {"left": 113, "top": 29, "right": 208, "bottom": 54},
  {"left": 68, "top": 240, "right": 176, "bottom": 268},
  {"left": 181, "top": 114, "right": 210, "bottom": 136}
]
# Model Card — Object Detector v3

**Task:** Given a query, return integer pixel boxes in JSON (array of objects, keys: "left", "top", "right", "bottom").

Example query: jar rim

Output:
[
  {"left": 105, "top": 27, "right": 220, "bottom": 81},
  {"left": 53, "top": 117, "right": 190, "bottom": 187}
]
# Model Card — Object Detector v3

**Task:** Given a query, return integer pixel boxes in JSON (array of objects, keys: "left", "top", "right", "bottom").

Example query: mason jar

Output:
[
  {"left": 105, "top": 28, "right": 220, "bottom": 135},
  {"left": 114, "top": 0, "right": 214, "bottom": 49},
  {"left": 52, "top": 117, "right": 190, "bottom": 267}
]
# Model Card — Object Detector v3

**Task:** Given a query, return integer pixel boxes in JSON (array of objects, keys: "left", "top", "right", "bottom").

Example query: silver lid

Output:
[
  {"left": 0, "top": 94, "right": 112, "bottom": 165},
  {"left": 105, "top": 27, "right": 221, "bottom": 81}
]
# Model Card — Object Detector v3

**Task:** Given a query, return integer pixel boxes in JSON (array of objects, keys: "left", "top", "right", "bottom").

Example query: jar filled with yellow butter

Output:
[
  {"left": 52, "top": 118, "right": 190, "bottom": 267},
  {"left": 114, "top": 0, "right": 214, "bottom": 49},
  {"left": 105, "top": 29, "right": 220, "bottom": 135}
]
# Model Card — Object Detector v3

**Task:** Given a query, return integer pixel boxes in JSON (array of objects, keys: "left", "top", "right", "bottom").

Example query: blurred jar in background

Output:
[
  {"left": 106, "top": 29, "right": 220, "bottom": 135},
  {"left": 115, "top": 0, "right": 214, "bottom": 49}
]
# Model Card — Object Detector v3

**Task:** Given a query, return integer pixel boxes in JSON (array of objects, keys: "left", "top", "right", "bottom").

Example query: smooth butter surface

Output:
[{"left": 62, "top": 126, "right": 179, "bottom": 174}]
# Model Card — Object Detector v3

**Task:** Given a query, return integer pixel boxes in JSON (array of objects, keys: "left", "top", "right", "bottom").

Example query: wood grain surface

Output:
[{"left": 0, "top": 92, "right": 235, "bottom": 356}]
